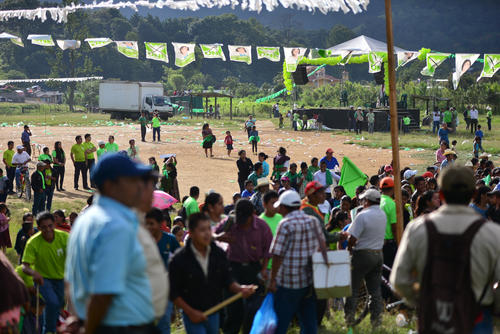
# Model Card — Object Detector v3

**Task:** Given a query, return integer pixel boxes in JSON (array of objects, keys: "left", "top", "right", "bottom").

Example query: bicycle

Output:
[{"left": 16, "top": 163, "right": 34, "bottom": 201}]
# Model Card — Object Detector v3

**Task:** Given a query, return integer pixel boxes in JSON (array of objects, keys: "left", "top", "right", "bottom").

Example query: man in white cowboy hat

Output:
[
  {"left": 440, "top": 149, "right": 457, "bottom": 170},
  {"left": 250, "top": 177, "right": 270, "bottom": 215}
]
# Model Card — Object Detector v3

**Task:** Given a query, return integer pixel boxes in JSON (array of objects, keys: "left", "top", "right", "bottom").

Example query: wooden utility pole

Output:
[{"left": 384, "top": 0, "right": 404, "bottom": 243}]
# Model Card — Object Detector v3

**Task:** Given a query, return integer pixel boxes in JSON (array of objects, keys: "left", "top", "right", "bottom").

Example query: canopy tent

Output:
[{"left": 327, "top": 35, "right": 410, "bottom": 55}]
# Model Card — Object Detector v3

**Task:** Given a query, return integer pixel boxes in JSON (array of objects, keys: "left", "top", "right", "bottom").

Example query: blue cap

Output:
[{"left": 91, "top": 153, "right": 152, "bottom": 187}]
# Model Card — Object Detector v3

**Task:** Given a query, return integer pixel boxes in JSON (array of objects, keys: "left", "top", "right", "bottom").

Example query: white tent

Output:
[{"left": 327, "top": 35, "right": 409, "bottom": 54}]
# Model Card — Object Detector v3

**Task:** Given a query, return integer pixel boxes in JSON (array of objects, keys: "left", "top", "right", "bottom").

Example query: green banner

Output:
[
  {"left": 368, "top": 51, "right": 386, "bottom": 73},
  {"left": 29, "top": 35, "right": 55, "bottom": 47},
  {"left": 421, "top": 53, "right": 450, "bottom": 77},
  {"left": 229, "top": 45, "right": 252, "bottom": 65},
  {"left": 477, "top": 54, "right": 500, "bottom": 82},
  {"left": 10, "top": 37, "right": 23, "bottom": 47},
  {"left": 256, "top": 46, "right": 280, "bottom": 62},
  {"left": 172, "top": 42, "right": 196, "bottom": 68},
  {"left": 85, "top": 38, "right": 113, "bottom": 49},
  {"left": 145, "top": 42, "right": 168, "bottom": 63},
  {"left": 116, "top": 41, "right": 139, "bottom": 59},
  {"left": 200, "top": 44, "right": 226, "bottom": 61},
  {"left": 338, "top": 156, "right": 368, "bottom": 198}
]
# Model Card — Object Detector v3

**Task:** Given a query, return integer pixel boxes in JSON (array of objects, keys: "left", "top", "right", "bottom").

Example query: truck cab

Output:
[{"left": 143, "top": 95, "right": 174, "bottom": 118}]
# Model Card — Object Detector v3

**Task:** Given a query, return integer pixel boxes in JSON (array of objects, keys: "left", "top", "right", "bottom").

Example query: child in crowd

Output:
[
  {"left": 297, "top": 162, "right": 313, "bottom": 198},
  {"left": 0, "top": 203, "right": 11, "bottom": 252},
  {"left": 284, "top": 163, "right": 300, "bottom": 191},
  {"left": 97, "top": 141, "right": 106, "bottom": 160},
  {"left": 0, "top": 168, "right": 8, "bottom": 203},
  {"left": 105, "top": 135, "right": 119, "bottom": 152},
  {"left": 475, "top": 125, "right": 484, "bottom": 152},
  {"left": 473, "top": 136, "right": 481, "bottom": 159},
  {"left": 69, "top": 212, "right": 78, "bottom": 226},
  {"left": 127, "top": 139, "right": 139, "bottom": 159},
  {"left": 308, "top": 157, "right": 320, "bottom": 175},
  {"left": 249, "top": 126, "right": 259, "bottom": 155},
  {"left": 451, "top": 140, "right": 457, "bottom": 152},
  {"left": 241, "top": 180, "right": 254, "bottom": 198},
  {"left": 172, "top": 225, "right": 185, "bottom": 246},
  {"left": 224, "top": 131, "right": 233, "bottom": 157},
  {"left": 279, "top": 113, "right": 284, "bottom": 128},
  {"left": 38, "top": 146, "right": 52, "bottom": 163},
  {"left": 149, "top": 157, "right": 160, "bottom": 173}
]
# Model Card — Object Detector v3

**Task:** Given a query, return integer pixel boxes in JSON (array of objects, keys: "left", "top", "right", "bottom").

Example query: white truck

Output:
[{"left": 99, "top": 81, "right": 174, "bottom": 120}]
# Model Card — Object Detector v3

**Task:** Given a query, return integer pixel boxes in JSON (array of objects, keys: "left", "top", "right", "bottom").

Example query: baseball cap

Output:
[
  {"left": 36, "top": 161, "right": 46, "bottom": 168},
  {"left": 422, "top": 171, "right": 434, "bottom": 179},
  {"left": 274, "top": 190, "right": 301, "bottom": 208},
  {"left": 98, "top": 140, "right": 105, "bottom": 145},
  {"left": 281, "top": 176, "right": 290, "bottom": 182},
  {"left": 326, "top": 148, "right": 334, "bottom": 154},
  {"left": 380, "top": 177, "right": 395, "bottom": 189},
  {"left": 359, "top": 189, "right": 381, "bottom": 203},
  {"left": 384, "top": 165, "right": 393, "bottom": 172},
  {"left": 91, "top": 153, "right": 153, "bottom": 187},
  {"left": 16, "top": 145, "right": 24, "bottom": 150},
  {"left": 403, "top": 169, "right": 418, "bottom": 180},
  {"left": 305, "top": 181, "right": 324, "bottom": 196},
  {"left": 438, "top": 166, "right": 475, "bottom": 193}
]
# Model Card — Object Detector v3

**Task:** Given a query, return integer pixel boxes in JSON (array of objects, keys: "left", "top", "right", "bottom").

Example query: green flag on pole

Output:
[{"left": 338, "top": 157, "right": 368, "bottom": 198}]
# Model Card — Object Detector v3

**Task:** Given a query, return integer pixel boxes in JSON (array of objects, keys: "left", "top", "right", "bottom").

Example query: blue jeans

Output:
[
  {"left": 32, "top": 191, "right": 46, "bottom": 216},
  {"left": 15, "top": 167, "right": 27, "bottom": 190},
  {"left": 153, "top": 127, "right": 160, "bottom": 141},
  {"left": 45, "top": 187, "right": 54, "bottom": 212},
  {"left": 274, "top": 286, "right": 318, "bottom": 334},
  {"left": 39, "top": 278, "right": 64, "bottom": 333},
  {"left": 473, "top": 308, "right": 493, "bottom": 333},
  {"left": 157, "top": 301, "right": 174, "bottom": 334},
  {"left": 182, "top": 312, "right": 219, "bottom": 334},
  {"left": 432, "top": 121, "right": 440, "bottom": 134}
]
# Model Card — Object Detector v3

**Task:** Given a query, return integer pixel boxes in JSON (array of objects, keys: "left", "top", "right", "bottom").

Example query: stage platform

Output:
[{"left": 293, "top": 107, "right": 420, "bottom": 132}]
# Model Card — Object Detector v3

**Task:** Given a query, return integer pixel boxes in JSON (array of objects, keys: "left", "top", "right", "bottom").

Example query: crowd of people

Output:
[{"left": 1, "top": 112, "right": 500, "bottom": 334}]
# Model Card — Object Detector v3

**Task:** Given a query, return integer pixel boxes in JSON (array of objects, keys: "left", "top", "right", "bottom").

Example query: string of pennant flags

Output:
[{"left": 1, "top": 33, "right": 499, "bottom": 89}]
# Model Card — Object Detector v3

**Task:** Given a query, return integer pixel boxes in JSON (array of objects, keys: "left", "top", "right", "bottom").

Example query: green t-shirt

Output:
[
  {"left": 152, "top": 117, "right": 161, "bottom": 128},
  {"left": 83, "top": 141, "right": 96, "bottom": 160},
  {"left": 22, "top": 229, "right": 69, "bottom": 279},
  {"left": 443, "top": 110, "right": 452, "bottom": 123},
  {"left": 259, "top": 212, "right": 283, "bottom": 269},
  {"left": 183, "top": 196, "right": 200, "bottom": 218},
  {"left": 71, "top": 144, "right": 86, "bottom": 162},
  {"left": 105, "top": 142, "right": 119, "bottom": 153},
  {"left": 308, "top": 166, "right": 320, "bottom": 175},
  {"left": 38, "top": 153, "right": 52, "bottom": 163},
  {"left": 139, "top": 116, "right": 148, "bottom": 127},
  {"left": 403, "top": 117, "right": 411, "bottom": 125},
  {"left": 44, "top": 168, "right": 52, "bottom": 187},
  {"left": 3, "top": 149, "right": 14, "bottom": 167},
  {"left": 52, "top": 150, "right": 65, "bottom": 167},
  {"left": 16, "top": 265, "right": 34, "bottom": 288},
  {"left": 293, "top": 113, "right": 299, "bottom": 121},
  {"left": 487, "top": 110, "right": 492, "bottom": 119},
  {"left": 97, "top": 148, "right": 106, "bottom": 159},
  {"left": 367, "top": 112, "right": 375, "bottom": 123},
  {"left": 380, "top": 194, "right": 397, "bottom": 240}
]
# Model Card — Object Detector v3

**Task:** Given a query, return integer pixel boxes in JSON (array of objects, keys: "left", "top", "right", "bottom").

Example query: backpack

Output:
[{"left": 418, "top": 218, "right": 487, "bottom": 334}]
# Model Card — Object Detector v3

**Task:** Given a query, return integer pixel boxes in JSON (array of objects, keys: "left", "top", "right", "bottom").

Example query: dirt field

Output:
[{"left": 0, "top": 120, "right": 424, "bottom": 203}]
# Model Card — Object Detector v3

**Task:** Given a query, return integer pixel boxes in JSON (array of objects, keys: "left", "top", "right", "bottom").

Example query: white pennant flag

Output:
[
  {"left": 256, "top": 46, "right": 280, "bottom": 62},
  {"left": 85, "top": 38, "right": 113, "bottom": 49},
  {"left": 27, "top": 34, "right": 55, "bottom": 47},
  {"left": 0, "top": 32, "right": 23, "bottom": 47},
  {"left": 115, "top": 41, "right": 139, "bottom": 59},
  {"left": 452, "top": 53, "right": 480, "bottom": 90},
  {"left": 396, "top": 51, "right": 419, "bottom": 69},
  {"left": 200, "top": 44, "right": 226, "bottom": 61},
  {"left": 172, "top": 42, "right": 196, "bottom": 67},
  {"left": 145, "top": 42, "right": 168, "bottom": 63},
  {"left": 56, "top": 40, "right": 81, "bottom": 50},
  {"left": 228, "top": 45, "right": 252, "bottom": 65},
  {"left": 284, "top": 47, "right": 308, "bottom": 72}
]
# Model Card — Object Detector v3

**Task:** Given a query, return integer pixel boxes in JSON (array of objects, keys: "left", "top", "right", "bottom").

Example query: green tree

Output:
[{"left": 168, "top": 74, "right": 186, "bottom": 91}]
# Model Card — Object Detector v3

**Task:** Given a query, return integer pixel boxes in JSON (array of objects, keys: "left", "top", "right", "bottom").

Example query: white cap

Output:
[
  {"left": 98, "top": 140, "right": 105, "bottom": 145},
  {"left": 274, "top": 190, "right": 301, "bottom": 208},
  {"left": 16, "top": 145, "right": 24, "bottom": 150},
  {"left": 403, "top": 169, "right": 418, "bottom": 180},
  {"left": 359, "top": 189, "right": 381, "bottom": 203},
  {"left": 36, "top": 161, "right": 46, "bottom": 168}
]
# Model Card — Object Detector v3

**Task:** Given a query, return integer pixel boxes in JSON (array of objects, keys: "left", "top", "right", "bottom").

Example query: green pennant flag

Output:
[
  {"left": 338, "top": 157, "right": 368, "bottom": 198},
  {"left": 477, "top": 54, "right": 500, "bottom": 82},
  {"left": 421, "top": 53, "right": 450, "bottom": 77},
  {"left": 368, "top": 51, "right": 386, "bottom": 73}
]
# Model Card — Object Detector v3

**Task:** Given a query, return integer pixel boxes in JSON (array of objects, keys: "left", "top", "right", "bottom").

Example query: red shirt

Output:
[
  {"left": 55, "top": 222, "right": 71, "bottom": 233},
  {"left": 224, "top": 135, "right": 233, "bottom": 145}
]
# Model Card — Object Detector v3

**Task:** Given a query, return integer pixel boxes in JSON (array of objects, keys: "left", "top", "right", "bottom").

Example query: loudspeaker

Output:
[
  {"left": 373, "top": 62, "right": 385, "bottom": 85},
  {"left": 292, "top": 65, "right": 309, "bottom": 85}
]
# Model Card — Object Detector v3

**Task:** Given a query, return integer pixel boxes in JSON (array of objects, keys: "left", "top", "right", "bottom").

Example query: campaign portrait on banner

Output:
[
  {"left": 284, "top": 47, "right": 308, "bottom": 72},
  {"left": 477, "top": 54, "right": 500, "bottom": 82},
  {"left": 200, "top": 44, "right": 226, "bottom": 61},
  {"left": 145, "top": 42, "right": 168, "bottom": 63},
  {"left": 368, "top": 51, "right": 386, "bottom": 73},
  {"left": 228, "top": 45, "right": 252, "bottom": 65},
  {"left": 27, "top": 34, "right": 55, "bottom": 47},
  {"left": 420, "top": 53, "right": 450, "bottom": 77},
  {"left": 85, "top": 38, "right": 113, "bottom": 49},
  {"left": 172, "top": 42, "right": 196, "bottom": 67},
  {"left": 452, "top": 53, "right": 480, "bottom": 89},
  {"left": 115, "top": 41, "right": 139, "bottom": 59},
  {"left": 256, "top": 46, "right": 280, "bottom": 62},
  {"left": 397, "top": 51, "right": 418, "bottom": 68}
]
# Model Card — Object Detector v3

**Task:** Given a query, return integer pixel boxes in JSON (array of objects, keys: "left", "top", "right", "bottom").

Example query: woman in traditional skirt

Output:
[
  {"left": 201, "top": 123, "right": 215, "bottom": 158},
  {"left": 0, "top": 203, "right": 11, "bottom": 253}
]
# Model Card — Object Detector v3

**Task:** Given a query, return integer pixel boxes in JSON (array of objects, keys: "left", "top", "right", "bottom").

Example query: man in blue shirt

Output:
[
  {"left": 21, "top": 125, "right": 32, "bottom": 156},
  {"left": 437, "top": 123, "right": 449, "bottom": 145},
  {"left": 320, "top": 148, "right": 339, "bottom": 170},
  {"left": 475, "top": 124, "right": 484, "bottom": 152},
  {"left": 145, "top": 207, "right": 180, "bottom": 334},
  {"left": 65, "top": 154, "right": 156, "bottom": 334}
]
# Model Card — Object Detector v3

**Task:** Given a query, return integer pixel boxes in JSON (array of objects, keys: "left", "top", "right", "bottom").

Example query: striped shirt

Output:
[{"left": 270, "top": 210, "right": 325, "bottom": 289}]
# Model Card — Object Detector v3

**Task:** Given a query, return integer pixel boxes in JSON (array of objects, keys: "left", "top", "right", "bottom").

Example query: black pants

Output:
[
  {"left": 87, "top": 159, "right": 96, "bottom": 188},
  {"left": 238, "top": 177, "right": 247, "bottom": 192},
  {"left": 251, "top": 140, "right": 257, "bottom": 153},
  {"left": 356, "top": 120, "right": 363, "bottom": 134},
  {"left": 223, "top": 261, "right": 263, "bottom": 334},
  {"left": 487, "top": 117, "right": 492, "bottom": 131},
  {"left": 141, "top": 125, "right": 147, "bottom": 141},
  {"left": 23, "top": 141, "right": 31, "bottom": 156},
  {"left": 470, "top": 119, "right": 478, "bottom": 134},
  {"left": 382, "top": 240, "right": 397, "bottom": 300},
  {"left": 6, "top": 166, "right": 15, "bottom": 193},
  {"left": 74, "top": 162, "right": 88, "bottom": 189},
  {"left": 153, "top": 127, "right": 160, "bottom": 141},
  {"left": 53, "top": 165, "right": 65, "bottom": 190}
]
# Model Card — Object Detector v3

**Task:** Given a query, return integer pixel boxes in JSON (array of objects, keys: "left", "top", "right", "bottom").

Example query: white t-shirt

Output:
[
  {"left": 318, "top": 200, "right": 332, "bottom": 216},
  {"left": 432, "top": 111, "right": 441, "bottom": 122},
  {"left": 11, "top": 151, "right": 30, "bottom": 168},
  {"left": 470, "top": 109, "right": 479, "bottom": 120},
  {"left": 313, "top": 170, "right": 340, "bottom": 194},
  {"left": 347, "top": 205, "right": 387, "bottom": 250}
]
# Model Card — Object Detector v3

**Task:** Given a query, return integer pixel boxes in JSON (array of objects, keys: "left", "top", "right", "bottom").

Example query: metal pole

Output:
[{"left": 385, "top": 0, "right": 404, "bottom": 243}]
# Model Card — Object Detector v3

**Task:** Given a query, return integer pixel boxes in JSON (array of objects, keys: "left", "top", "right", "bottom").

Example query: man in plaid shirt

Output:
[{"left": 268, "top": 190, "right": 326, "bottom": 334}]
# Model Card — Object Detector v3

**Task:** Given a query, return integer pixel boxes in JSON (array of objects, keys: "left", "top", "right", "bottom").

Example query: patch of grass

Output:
[{"left": 5, "top": 196, "right": 86, "bottom": 264}]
